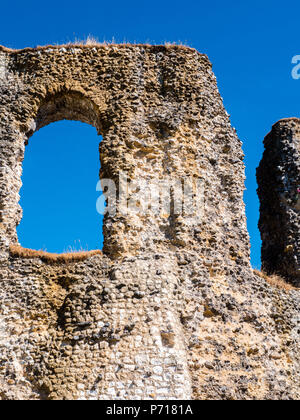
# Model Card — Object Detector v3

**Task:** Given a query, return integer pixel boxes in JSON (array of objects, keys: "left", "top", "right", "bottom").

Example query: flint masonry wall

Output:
[
  {"left": 257, "top": 118, "right": 300, "bottom": 286},
  {"left": 0, "top": 44, "right": 299, "bottom": 400}
]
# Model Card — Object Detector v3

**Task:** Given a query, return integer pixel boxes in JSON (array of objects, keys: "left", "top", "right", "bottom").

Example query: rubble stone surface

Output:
[{"left": 0, "top": 44, "right": 299, "bottom": 400}]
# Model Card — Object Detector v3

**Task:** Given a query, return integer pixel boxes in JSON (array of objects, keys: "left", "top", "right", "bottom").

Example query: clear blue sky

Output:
[{"left": 1, "top": 0, "right": 299, "bottom": 267}]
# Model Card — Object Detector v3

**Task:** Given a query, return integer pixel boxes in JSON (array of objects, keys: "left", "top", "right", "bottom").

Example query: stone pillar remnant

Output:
[{"left": 257, "top": 118, "right": 300, "bottom": 286}]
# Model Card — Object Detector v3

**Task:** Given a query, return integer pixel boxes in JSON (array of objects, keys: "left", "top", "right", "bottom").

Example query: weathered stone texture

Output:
[
  {"left": 257, "top": 118, "right": 300, "bottom": 286},
  {"left": 0, "top": 44, "right": 299, "bottom": 400}
]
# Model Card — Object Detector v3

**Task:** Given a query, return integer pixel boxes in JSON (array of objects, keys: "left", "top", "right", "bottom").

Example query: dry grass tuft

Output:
[
  {"left": 253, "top": 269, "right": 296, "bottom": 291},
  {"left": 10, "top": 244, "right": 102, "bottom": 263},
  {"left": 68, "top": 35, "right": 102, "bottom": 46},
  {"left": 0, "top": 41, "right": 200, "bottom": 56},
  {"left": 63, "top": 37, "right": 189, "bottom": 48}
]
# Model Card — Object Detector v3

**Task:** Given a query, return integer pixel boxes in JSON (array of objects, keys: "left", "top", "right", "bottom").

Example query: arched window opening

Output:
[{"left": 17, "top": 120, "right": 103, "bottom": 253}]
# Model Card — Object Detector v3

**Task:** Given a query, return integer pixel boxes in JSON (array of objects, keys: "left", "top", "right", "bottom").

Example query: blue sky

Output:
[{"left": 1, "top": 0, "right": 300, "bottom": 267}]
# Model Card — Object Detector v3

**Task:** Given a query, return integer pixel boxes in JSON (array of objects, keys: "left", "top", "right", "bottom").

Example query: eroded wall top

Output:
[{"left": 0, "top": 44, "right": 250, "bottom": 269}]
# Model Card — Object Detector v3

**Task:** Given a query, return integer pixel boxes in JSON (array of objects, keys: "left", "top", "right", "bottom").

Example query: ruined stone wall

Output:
[
  {"left": 0, "top": 44, "right": 299, "bottom": 400},
  {"left": 257, "top": 118, "right": 300, "bottom": 286}
]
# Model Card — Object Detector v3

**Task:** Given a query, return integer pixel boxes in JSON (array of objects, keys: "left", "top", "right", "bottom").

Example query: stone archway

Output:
[
  {"left": 17, "top": 91, "right": 103, "bottom": 253},
  {"left": 6, "top": 90, "right": 102, "bottom": 250}
]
